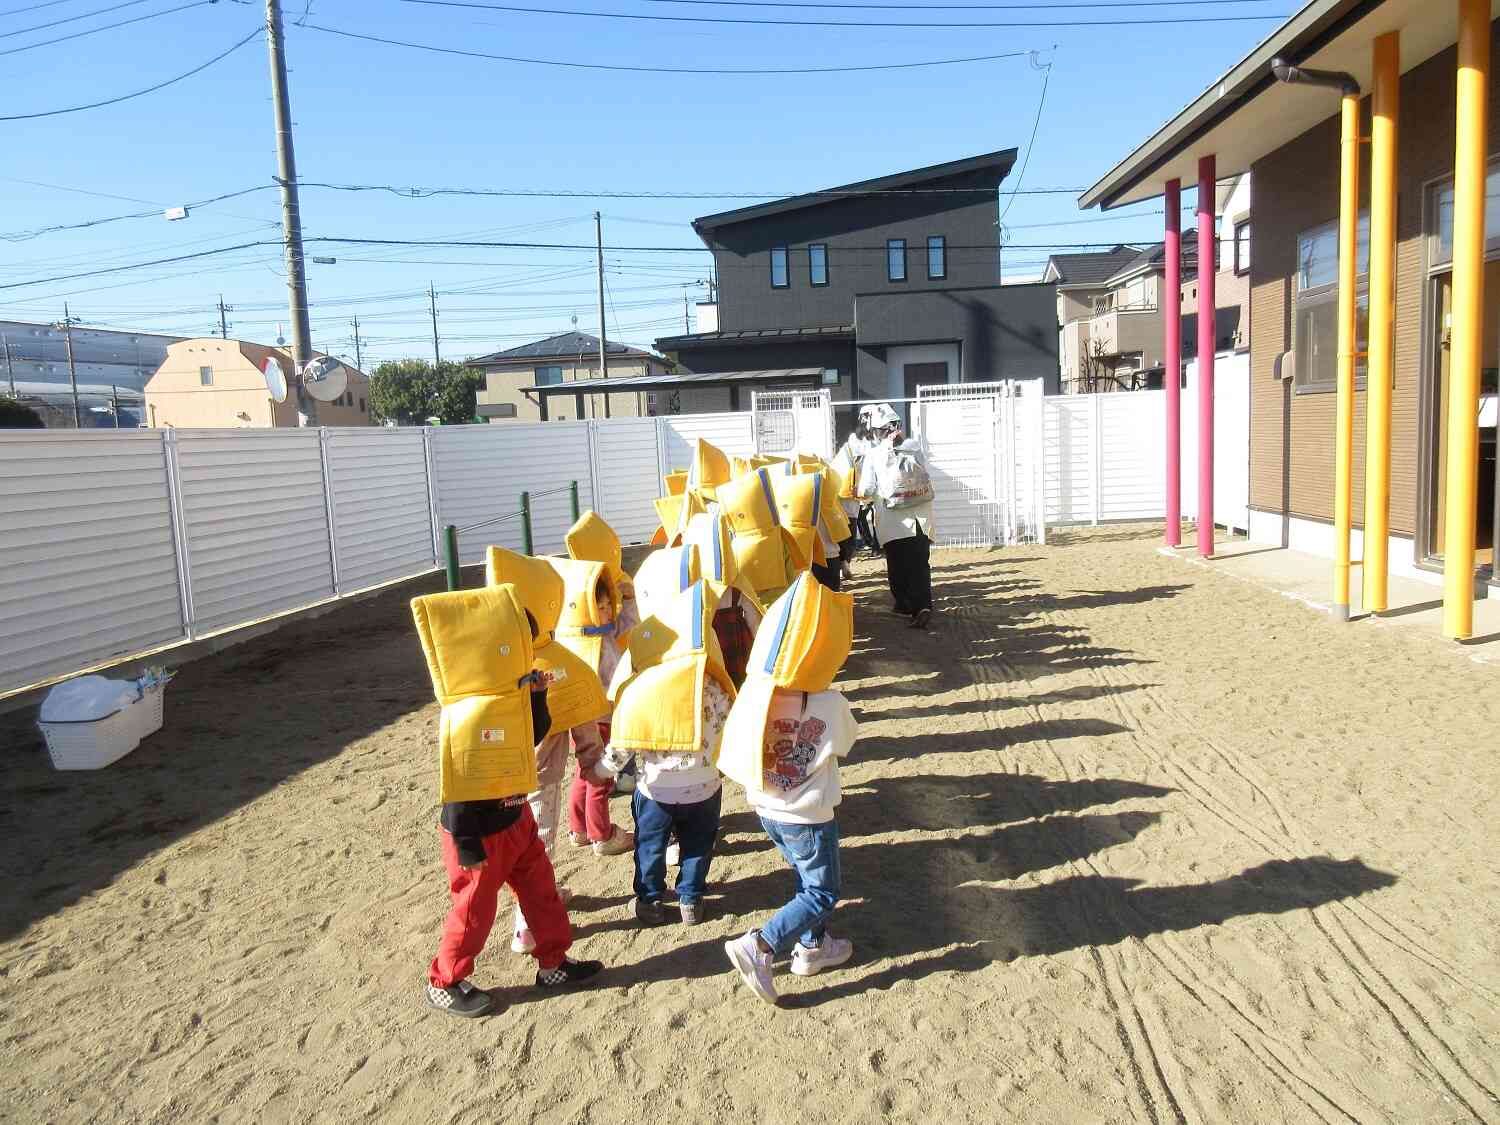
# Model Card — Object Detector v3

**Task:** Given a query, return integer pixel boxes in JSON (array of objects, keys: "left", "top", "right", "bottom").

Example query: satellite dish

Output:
[
  {"left": 261, "top": 355, "right": 288, "bottom": 403},
  {"left": 301, "top": 356, "right": 348, "bottom": 403}
]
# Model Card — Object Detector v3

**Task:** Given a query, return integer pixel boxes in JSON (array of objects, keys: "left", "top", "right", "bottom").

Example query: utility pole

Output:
[
  {"left": 351, "top": 316, "right": 364, "bottom": 372},
  {"left": 110, "top": 384, "right": 121, "bottom": 429},
  {"left": 60, "top": 303, "right": 81, "bottom": 428},
  {"left": 217, "top": 294, "right": 232, "bottom": 339},
  {"left": 265, "top": 0, "right": 316, "bottom": 424},
  {"left": 595, "top": 211, "right": 608, "bottom": 420},
  {"left": 428, "top": 283, "right": 441, "bottom": 371},
  {"left": 683, "top": 288, "right": 691, "bottom": 333},
  {"left": 2, "top": 335, "right": 13, "bottom": 396}
]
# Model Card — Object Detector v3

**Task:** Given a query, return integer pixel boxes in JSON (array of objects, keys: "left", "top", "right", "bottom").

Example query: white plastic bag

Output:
[{"left": 39, "top": 675, "right": 136, "bottom": 723}]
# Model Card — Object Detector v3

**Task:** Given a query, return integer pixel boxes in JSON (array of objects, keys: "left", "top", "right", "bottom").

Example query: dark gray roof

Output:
[
  {"left": 467, "top": 331, "right": 655, "bottom": 366},
  {"left": 1102, "top": 235, "right": 1202, "bottom": 285},
  {"left": 692, "top": 150, "right": 1017, "bottom": 234},
  {"left": 524, "top": 367, "right": 825, "bottom": 395},
  {"left": 656, "top": 325, "right": 853, "bottom": 350},
  {"left": 1046, "top": 246, "right": 1150, "bottom": 287}
]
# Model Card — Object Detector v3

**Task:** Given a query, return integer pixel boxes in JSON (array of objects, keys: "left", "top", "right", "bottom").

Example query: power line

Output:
[
  {"left": 1, "top": 0, "right": 154, "bottom": 37},
  {"left": 0, "top": 0, "right": 91, "bottom": 17},
  {"left": 0, "top": 0, "right": 216, "bottom": 56},
  {"left": 296, "top": 177, "right": 1085, "bottom": 199},
  {"left": 998, "top": 50, "right": 1053, "bottom": 228},
  {"left": 403, "top": 0, "right": 1288, "bottom": 26},
  {"left": 0, "top": 185, "right": 270, "bottom": 242},
  {"left": 302, "top": 23, "right": 1036, "bottom": 74},
  {"left": 637, "top": 0, "right": 1276, "bottom": 7},
  {"left": 0, "top": 23, "right": 260, "bottom": 120}
]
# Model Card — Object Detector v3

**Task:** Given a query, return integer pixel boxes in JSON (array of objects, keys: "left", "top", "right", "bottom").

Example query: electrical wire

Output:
[
  {"left": 0, "top": 0, "right": 216, "bottom": 56},
  {"left": 0, "top": 185, "right": 271, "bottom": 242},
  {"left": 1, "top": 0, "right": 155, "bottom": 37},
  {"left": 296, "top": 178, "right": 1085, "bottom": 199},
  {"left": 402, "top": 0, "right": 1288, "bottom": 26},
  {"left": 638, "top": 0, "right": 1276, "bottom": 7},
  {"left": 0, "top": 0, "right": 90, "bottom": 17},
  {"left": 302, "top": 23, "right": 1037, "bottom": 74},
  {"left": 0, "top": 23, "right": 260, "bottom": 120},
  {"left": 997, "top": 50, "right": 1052, "bottom": 228}
]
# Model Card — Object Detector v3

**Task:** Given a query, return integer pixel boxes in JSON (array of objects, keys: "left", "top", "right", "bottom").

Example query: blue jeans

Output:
[
  {"left": 757, "top": 817, "right": 841, "bottom": 956},
  {"left": 632, "top": 787, "right": 722, "bottom": 907}
]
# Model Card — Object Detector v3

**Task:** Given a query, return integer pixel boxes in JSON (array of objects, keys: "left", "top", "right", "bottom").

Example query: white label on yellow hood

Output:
[{"left": 481, "top": 728, "right": 507, "bottom": 743}]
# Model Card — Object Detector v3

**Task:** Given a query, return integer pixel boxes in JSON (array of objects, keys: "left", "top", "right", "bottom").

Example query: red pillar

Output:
[
  {"left": 1164, "top": 178, "right": 1182, "bottom": 547},
  {"left": 1196, "top": 155, "right": 1216, "bottom": 557}
]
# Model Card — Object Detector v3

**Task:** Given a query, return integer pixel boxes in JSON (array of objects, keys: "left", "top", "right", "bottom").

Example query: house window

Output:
[
  {"left": 1233, "top": 221, "right": 1251, "bottom": 276},
  {"left": 646, "top": 392, "right": 658, "bottom": 416},
  {"left": 1429, "top": 163, "right": 1500, "bottom": 266},
  {"left": 359, "top": 397, "right": 366, "bottom": 412},
  {"left": 927, "top": 235, "right": 946, "bottom": 280},
  {"left": 199, "top": 366, "right": 213, "bottom": 386},
  {"left": 887, "top": 239, "right": 907, "bottom": 282},
  {"left": 770, "top": 246, "right": 789, "bottom": 289},
  {"left": 820, "top": 367, "right": 840, "bottom": 386},
  {"left": 1293, "top": 215, "right": 1370, "bottom": 393},
  {"left": 535, "top": 365, "right": 564, "bottom": 386},
  {"left": 808, "top": 244, "right": 828, "bottom": 287}
]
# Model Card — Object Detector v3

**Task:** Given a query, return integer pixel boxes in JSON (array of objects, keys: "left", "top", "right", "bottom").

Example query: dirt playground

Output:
[{"left": 2, "top": 525, "right": 1497, "bottom": 1124}]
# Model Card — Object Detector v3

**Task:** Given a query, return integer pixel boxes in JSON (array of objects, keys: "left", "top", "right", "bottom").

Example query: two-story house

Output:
[
  {"left": 468, "top": 331, "right": 671, "bottom": 423},
  {"left": 653, "top": 150, "right": 1059, "bottom": 426}
]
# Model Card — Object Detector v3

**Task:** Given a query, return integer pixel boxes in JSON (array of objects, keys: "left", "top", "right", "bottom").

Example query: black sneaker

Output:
[
  {"left": 425, "top": 979, "right": 497, "bottom": 1018},
  {"left": 536, "top": 958, "right": 604, "bottom": 989},
  {"left": 911, "top": 608, "right": 932, "bottom": 630},
  {"left": 630, "top": 897, "right": 667, "bottom": 926}
]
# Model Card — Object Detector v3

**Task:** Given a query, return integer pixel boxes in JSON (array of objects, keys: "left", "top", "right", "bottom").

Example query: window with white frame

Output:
[
  {"left": 1234, "top": 221, "right": 1251, "bottom": 276},
  {"left": 770, "top": 246, "right": 789, "bottom": 289},
  {"left": 1293, "top": 214, "right": 1369, "bottom": 393},
  {"left": 535, "top": 365, "right": 564, "bottom": 385},
  {"left": 199, "top": 366, "right": 213, "bottom": 386}
]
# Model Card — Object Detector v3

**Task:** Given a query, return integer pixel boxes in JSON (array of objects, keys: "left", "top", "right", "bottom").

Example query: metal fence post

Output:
[
  {"left": 520, "top": 491, "right": 533, "bottom": 554},
  {"left": 1092, "top": 394, "right": 1104, "bottom": 526},
  {"left": 317, "top": 427, "right": 341, "bottom": 594},
  {"left": 422, "top": 426, "right": 441, "bottom": 567},
  {"left": 443, "top": 525, "right": 461, "bottom": 590},
  {"left": 570, "top": 479, "right": 580, "bottom": 521},
  {"left": 160, "top": 427, "right": 198, "bottom": 641}
]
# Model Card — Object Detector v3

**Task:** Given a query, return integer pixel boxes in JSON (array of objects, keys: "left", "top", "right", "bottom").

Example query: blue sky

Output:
[{"left": 0, "top": 0, "right": 1288, "bottom": 367}]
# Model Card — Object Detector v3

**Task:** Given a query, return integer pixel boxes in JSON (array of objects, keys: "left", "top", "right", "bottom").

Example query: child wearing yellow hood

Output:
[{"left": 718, "top": 574, "right": 860, "bottom": 1005}]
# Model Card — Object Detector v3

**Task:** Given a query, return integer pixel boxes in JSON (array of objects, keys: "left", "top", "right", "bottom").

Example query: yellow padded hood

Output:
[
  {"left": 717, "top": 468, "right": 810, "bottom": 599},
  {"left": 716, "top": 572, "right": 854, "bottom": 791},
  {"left": 410, "top": 583, "right": 539, "bottom": 802},
  {"left": 486, "top": 547, "right": 608, "bottom": 731},
  {"left": 550, "top": 555, "right": 622, "bottom": 678},
  {"left": 652, "top": 491, "right": 707, "bottom": 548},
  {"left": 663, "top": 470, "right": 688, "bottom": 497},
  {"left": 731, "top": 453, "right": 785, "bottom": 477},
  {"left": 685, "top": 437, "right": 732, "bottom": 499},
  {"left": 608, "top": 580, "right": 737, "bottom": 756},
  {"left": 634, "top": 543, "right": 700, "bottom": 621},
  {"left": 829, "top": 445, "right": 861, "bottom": 501},
  {"left": 565, "top": 510, "right": 627, "bottom": 589},
  {"left": 771, "top": 469, "right": 851, "bottom": 567},
  {"left": 684, "top": 512, "right": 769, "bottom": 617}
]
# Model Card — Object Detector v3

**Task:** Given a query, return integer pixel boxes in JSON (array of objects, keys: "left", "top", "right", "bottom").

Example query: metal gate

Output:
[
  {"left": 915, "top": 381, "right": 1045, "bottom": 548},
  {"left": 751, "top": 389, "right": 834, "bottom": 460}
]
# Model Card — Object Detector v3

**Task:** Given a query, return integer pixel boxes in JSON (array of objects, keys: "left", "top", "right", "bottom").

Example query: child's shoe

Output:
[
  {"left": 790, "top": 934, "right": 853, "bottom": 976},
  {"left": 592, "top": 826, "right": 633, "bottom": 856},
  {"left": 568, "top": 830, "right": 590, "bottom": 848},
  {"left": 510, "top": 928, "right": 536, "bottom": 954},
  {"left": 724, "top": 931, "right": 778, "bottom": 1006},
  {"left": 425, "top": 979, "right": 497, "bottom": 1018},
  {"left": 665, "top": 840, "right": 681, "bottom": 866},
  {"left": 535, "top": 958, "right": 604, "bottom": 989},
  {"left": 630, "top": 897, "right": 666, "bottom": 926},
  {"left": 679, "top": 900, "right": 703, "bottom": 926}
]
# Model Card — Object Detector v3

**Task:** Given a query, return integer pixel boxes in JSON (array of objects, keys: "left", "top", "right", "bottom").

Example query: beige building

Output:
[
  {"left": 469, "top": 331, "right": 671, "bottom": 423},
  {"left": 144, "top": 338, "right": 373, "bottom": 429}
]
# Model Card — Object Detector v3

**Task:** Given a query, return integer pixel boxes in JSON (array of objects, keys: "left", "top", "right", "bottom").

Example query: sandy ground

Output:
[{"left": 2, "top": 525, "right": 1499, "bottom": 1124}]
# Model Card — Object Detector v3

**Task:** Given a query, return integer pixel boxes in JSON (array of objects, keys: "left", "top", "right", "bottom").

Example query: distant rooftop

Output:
[{"left": 467, "top": 331, "right": 658, "bottom": 366}]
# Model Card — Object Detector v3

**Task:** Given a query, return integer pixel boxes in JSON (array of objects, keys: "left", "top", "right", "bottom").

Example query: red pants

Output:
[
  {"left": 568, "top": 765, "right": 614, "bottom": 842},
  {"left": 429, "top": 807, "right": 572, "bottom": 988}
]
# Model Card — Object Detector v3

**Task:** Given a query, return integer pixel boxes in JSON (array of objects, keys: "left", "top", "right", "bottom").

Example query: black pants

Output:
[
  {"left": 883, "top": 532, "right": 932, "bottom": 615},
  {"left": 838, "top": 531, "right": 858, "bottom": 565},
  {"left": 856, "top": 505, "right": 880, "bottom": 553},
  {"left": 811, "top": 559, "right": 842, "bottom": 591}
]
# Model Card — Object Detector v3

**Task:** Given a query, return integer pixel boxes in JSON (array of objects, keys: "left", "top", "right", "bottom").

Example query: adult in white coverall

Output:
[
  {"left": 840, "top": 407, "right": 882, "bottom": 557},
  {"left": 858, "top": 404, "right": 935, "bottom": 629}
]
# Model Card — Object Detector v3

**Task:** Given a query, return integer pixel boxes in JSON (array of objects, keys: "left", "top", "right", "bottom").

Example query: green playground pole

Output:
[
  {"left": 520, "top": 492, "right": 533, "bottom": 554},
  {"left": 570, "top": 479, "right": 580, "bottom": 521},
  {"left": 443, "top": 525, "right": 460, "bottom": 590}
]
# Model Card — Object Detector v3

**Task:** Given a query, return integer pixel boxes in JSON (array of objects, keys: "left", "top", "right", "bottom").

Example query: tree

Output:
[
  {"left": 368, "top": 359, "right": 484, "bottom": 426},
  {"left": 0, "top": 396, "right": 44, "bottom": 429}
]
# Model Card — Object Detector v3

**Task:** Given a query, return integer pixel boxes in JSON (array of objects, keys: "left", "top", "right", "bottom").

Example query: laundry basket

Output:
[{"left": 38, "top": 674, "right": 170, "bottom": 771}]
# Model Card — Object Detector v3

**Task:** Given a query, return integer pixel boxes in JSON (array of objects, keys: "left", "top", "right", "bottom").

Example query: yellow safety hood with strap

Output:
[
  {"left": 633, "top": 543, "right": 700, "bottom": 621},
  {"left": 716, "top": 468, "right": 809, "bottom": 602},
  {"left": 685, "top": 437, "right": 732, "bottom": 499},
  {"left": 565, "top": 510, "right": 628, "bottom": 590},
  {"left": 731, "top": 453, "right": 786, "bottom": 477},
  {"left": 486, "top": 547, "right": 609, "bottom": 731},
  {"left": 770, "top": 468, "right": 850, "bottom": 567},
  {"left": 663, "top": 470, "right": 688, "bottom": 496},
  {"left": 683, "top": 511, "right": 768, "bottom": 619},
  {"left": 549, "top": 554, "right": 622, "bottom": 676},
  {"left": 829, "top": 445, "right": 862, "bottom": 502},
  {"left": 717, "top": 572, "right": 854, "bottom": 792},
  {"left": 410, "top": 583, "right": 539, "bottom": 802},
  {"left": 608, "top": 579, "right": 737, "bottom": 756}
]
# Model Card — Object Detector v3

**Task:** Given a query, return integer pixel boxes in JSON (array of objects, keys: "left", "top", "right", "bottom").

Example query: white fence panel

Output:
[
  {"left": 326, "top": 428, "right": 436, "bottom": 592},
  {"left": 1043, "top": 396, "right": 1097, "bottom": 524},
  {"left": 1009, "top": 380, "right": 1047, "bottom": 543},
  {"left": 175, "top": 430, "right": 335, "bottom": 635},
  {"left": 0, "top": 431, "right": 186, "bottom": 693},
  {"left": 590, "top": 418, "right": 663, "bottom": 546},
  {"left": 919, "top": 394, "right": 1001, "bottom": 548},
  {"left": 659, "top": 412, "right": 755, "bottom": 474},
  {"left": 751, "top": 390, "right": 833, "bottom": 459},
  {"left": 1098, "top": 391, "right": 1166, "bottom": 522},
  {"left": 429, "top": 421, "right": 597, "bottom": 564},
  {"left": 1180, "top": 352, "right": 1251, "bottom": 533}
]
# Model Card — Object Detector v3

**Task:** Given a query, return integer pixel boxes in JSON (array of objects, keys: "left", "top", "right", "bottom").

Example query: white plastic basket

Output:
[{"left": 39, "top": 683, "right": 166, "bottom": 771}]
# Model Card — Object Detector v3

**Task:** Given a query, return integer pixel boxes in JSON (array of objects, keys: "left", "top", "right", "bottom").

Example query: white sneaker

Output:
[
  {"left": 592, "top": 826, "right": 634, "bottom": 857},
  {"left": 790, "top": 934, "right": 853, "bottom": 977},
  {"left": 510, "top": 927, "right": 536, "bottom": 954},
  {"left": 724, "top": 931, "right": 778, "bottom": 1006},
  {"left": 665, "top": 841, "right": 681, "bottom": 866}
]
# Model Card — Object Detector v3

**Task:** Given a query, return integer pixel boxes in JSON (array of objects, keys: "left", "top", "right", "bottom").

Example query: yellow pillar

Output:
[
  {"left": 1334, "top": 92, "right": 1362, "bottom": 619},
  {"left": 1363, "top": 32, "right": 1399, "bottom": 614},
  {"left": 1444, "top": 0, "right": 1489, "bottom": 639}
]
